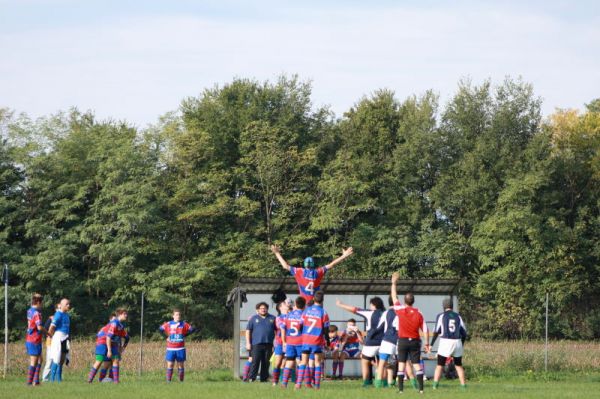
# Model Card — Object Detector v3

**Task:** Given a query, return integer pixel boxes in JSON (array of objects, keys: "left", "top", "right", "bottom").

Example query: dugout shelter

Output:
[{"left": 233, "top": 277, "right": 463, "bottom": 379}]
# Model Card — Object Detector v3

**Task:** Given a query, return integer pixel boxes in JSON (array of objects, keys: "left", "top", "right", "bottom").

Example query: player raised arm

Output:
[
  {"left": 324, "top": 247, "right": 353, "bottom": 270},
  {"left": 335, "top": 298, "right": 357, "bottom": 313},
  {"left": 390, "top": 272, "right": 400, "bottom": 303},
  {"left": 270, "top": 245, "right": 291, "bottom": 271}
]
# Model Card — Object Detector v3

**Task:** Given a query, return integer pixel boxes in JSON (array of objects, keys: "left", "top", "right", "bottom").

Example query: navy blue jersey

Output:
[
  {"left": 434, "top": 310, "right": 467, "bottom": 340},
  {"left": 382, "top": 308, "right": 398, "bottom": 344},
  {"left": 246, "top": 314, "right": 276, "bottom": 345},
  {"left": 354, "top": 308, "right": 384, "bottom": 346}
]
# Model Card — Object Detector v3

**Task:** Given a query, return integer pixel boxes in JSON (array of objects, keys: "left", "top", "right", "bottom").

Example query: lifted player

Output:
[{"left": 271, "top": 245, "right": 353, "bottom": 300}]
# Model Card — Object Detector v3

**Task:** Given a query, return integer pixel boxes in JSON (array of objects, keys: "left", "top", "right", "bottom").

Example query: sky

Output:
[{"left": 1, "top": 0, "right": 599, "bottom": 127}]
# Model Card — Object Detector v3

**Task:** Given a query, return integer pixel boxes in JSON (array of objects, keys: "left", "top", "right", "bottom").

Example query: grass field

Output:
[
  {"left": 1, "top": 370, "right": 600, "bottom": 399},
  {"left": 2, "top": 340, "right": 599, "bottom": 398}
]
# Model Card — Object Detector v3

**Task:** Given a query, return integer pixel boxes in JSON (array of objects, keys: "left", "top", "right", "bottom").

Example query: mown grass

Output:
[{"left": 0, "top": 370, "right": 599, "bottom": 399}]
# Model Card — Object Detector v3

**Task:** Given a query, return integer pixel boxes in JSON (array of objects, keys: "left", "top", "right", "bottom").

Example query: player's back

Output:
[
  {"left": 284, "top": 309, "right": 304, "bottom": 345},
  {"left": 435, "top": 310, "right": 466, "bottom": 340},
  {"left": 301, "top": 305, "right": 329, "bottom": 345},
  {"left": 291, "top": 266, "right": 327, "bottom": 299},
  {"left": 96, "top": 323, "right": 110, "bottom": 345},
  {"left": 26, "top": 307, "right": 42, "bottom": 344}
]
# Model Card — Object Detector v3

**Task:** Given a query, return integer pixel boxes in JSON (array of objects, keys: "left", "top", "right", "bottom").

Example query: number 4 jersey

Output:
[
  {"left": 301, "top": 304, "right": 330, "bottom": 346},
  {"left": 290, "top": 266, "right": 327, "bottom": 301}
]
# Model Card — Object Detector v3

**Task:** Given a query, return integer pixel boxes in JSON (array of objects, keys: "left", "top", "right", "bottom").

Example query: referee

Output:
[{"left": 391, "top": 272, "right": 430, "bottom": 393}]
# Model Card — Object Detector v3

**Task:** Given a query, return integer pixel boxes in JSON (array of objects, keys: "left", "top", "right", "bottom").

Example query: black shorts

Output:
[
  {"left": 61, "top": 339, "right": 69, "bottom": 354},
  {"left": 396, "top": 338, "right": 421, "bottom": 364}
]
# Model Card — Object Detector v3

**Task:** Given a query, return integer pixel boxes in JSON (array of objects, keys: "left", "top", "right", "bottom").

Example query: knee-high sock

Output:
[
  {"left": 108, "top": 367, "right": 114, "bottom": 379},
  {"left": 27, "top": 365, "right": 35, "bottom": 385},
  {"left": 112, "top": 366, "right": 119, "bottom": 383},
  {"left": 305, "top": 366, "right": 313, "bottom": 386},
  {"left": 281, "top": 367, "right": 292, "bottom": 387},
  {"left": 57, "top": 364, "right": 63, "bottom": 382},
  {"left": 242, "top": 360, "right": 251, "bottom": 381},
  {"left": 397, "top": 371, "right": 405, "bottom": 391},
  {"left": 314, "top": 366, "right": 322, "bottom": 389},
  {"left": 87, "top": 367, "right": 98, "bottom": 383},
  {"left": 34, "top": 364, "right": 41, "bottom": 384},
  {"left": 295, "top": 365, "right": 306, "bottom": 388},
  {"left": 166, "top": 368, "right": 174, "bottom": 382},
  {"left": 338, "top": 361, "right": 344, "bottom": 377},
  {"left": 416, "top": 369, "right": 424, "bottom": 391},
  {"left": 332, "top": 361, "right": 338, "bottom": 376},
  {"left": 272, "top": 368, "right": 281, "bottom": 384},
  {"left": 178, "top": 367, "right": 184, "bottom": 382},
  {"left": 49, "top": 362, "right": 58, "bottom": 382},
  {"left": 99, "top": 368, "right": 107, "bottom": 381}
]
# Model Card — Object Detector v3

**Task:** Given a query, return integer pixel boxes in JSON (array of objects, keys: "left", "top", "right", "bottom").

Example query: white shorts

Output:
[
  {"left": 437, "top": 338, "right": 463, "bottom": 358},
  {"left": 361, "top": 345, "right": 380, "bottom": 358},
  {"left": 379, "top": 340, "right": 397, "bottom": 356}
]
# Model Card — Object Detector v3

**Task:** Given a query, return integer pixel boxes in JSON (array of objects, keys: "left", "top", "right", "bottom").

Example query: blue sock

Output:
[{"left": 50, "top": 362, "right": 58, "bottom": 382}]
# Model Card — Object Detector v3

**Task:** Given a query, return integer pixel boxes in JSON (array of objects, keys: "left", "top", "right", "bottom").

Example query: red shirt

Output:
[{"left": 393, "top": 300, "right": 427, "bottom": 339}]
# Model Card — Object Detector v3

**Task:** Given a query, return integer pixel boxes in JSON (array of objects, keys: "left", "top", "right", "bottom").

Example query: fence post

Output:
[
  {"left": 544, "top": 292, "right": 548, "bottom": 372},
  {"left": 3, "top": 263, "right": 8, "bottom": 379},
  {"left": 139, "top": 291, "right": 144, "bottom": 377}
]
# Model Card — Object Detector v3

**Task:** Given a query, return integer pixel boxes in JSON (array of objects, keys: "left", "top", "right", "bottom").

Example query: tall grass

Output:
[
  {"left": 1, "top": 339, "right": 232, "bottom": 375},
  {"left": 2, "top": 339, "right": 598, "bottom": 375},
  {"left": 465, "top": 340, "right": 600, "bottom": 377}
]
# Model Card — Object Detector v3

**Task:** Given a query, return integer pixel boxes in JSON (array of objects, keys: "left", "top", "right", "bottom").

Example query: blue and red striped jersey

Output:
[
  {"left": 290, "top": 266, "right": 327, "bottom": 300},
  {"left": 301, "top": 304, "right": 329, "bottom": 346},
  {"left": 274, "top": 314, "right": 287, "bottom": 346},
  {"left": 283, "top": 309, "right": 304, "bottom": 345},
  {"left": 26, "top": 307, "right": 42, "bottom": 344},
  {"left": 160, "top": 320, "right": 193, "bottom": 350}
]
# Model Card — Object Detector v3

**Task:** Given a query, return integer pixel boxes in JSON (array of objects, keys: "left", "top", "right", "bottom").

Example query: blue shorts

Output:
[
  {"left": 301, "top": 344, "right": 322, "bottom": 355},
  {"left": 343, "top": 348, "right": 360, "bottom": 358},
  {"left": 165, "top": 349, "right": 186, "bottom": 362},
  {"left": 274, "top": 344, "right": 284, "bottom": 356},
  {"left": 379, "top": 352, "right": 392, "bottom": 361},
  {"left": 26, "top": 342, "right": 42, "bottom": 356},
  {"left": 285, "top": 344, "right": 302, "bottom": 359}
]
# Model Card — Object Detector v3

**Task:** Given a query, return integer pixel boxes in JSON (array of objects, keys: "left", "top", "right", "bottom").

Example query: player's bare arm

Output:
[
  {"left": 270, "top": 245, "right": 291, "bottom": 271},
  {"left": 335, "top": 298, "right": 356, "bottom": 313},
  {"left": 325, "top": 247, "right": 354, "bottom": 270},
  {"left": 281, "top": 327, "right": 287, "bottom": 350},
  {"left": 107, "top": 336, "right": 113, "bottom": 358},
  {"left": 390, "top": 272, "right": 400, "bottom": 303}
]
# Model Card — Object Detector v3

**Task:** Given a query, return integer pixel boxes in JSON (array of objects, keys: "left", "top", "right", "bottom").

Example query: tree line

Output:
[{"left": 1, "top": 76, "right": 598, "bottom": 340}]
